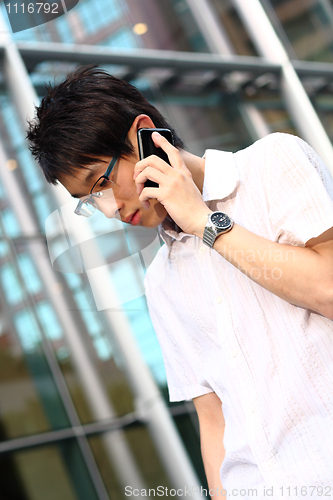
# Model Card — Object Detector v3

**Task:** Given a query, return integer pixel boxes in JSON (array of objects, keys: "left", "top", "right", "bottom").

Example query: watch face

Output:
[{"left": 211, "top": 212, "right": 231, "bottom": 229}]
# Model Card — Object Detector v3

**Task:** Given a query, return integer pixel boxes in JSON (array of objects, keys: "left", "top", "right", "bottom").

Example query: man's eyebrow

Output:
[
  {"left": 84, "top": 168, "right": 98, "bottom": 183},
  {"left": 70, "top": 164, "right": 103, "bottom": 198}
]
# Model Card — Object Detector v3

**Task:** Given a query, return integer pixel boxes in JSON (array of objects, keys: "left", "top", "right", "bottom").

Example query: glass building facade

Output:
[{"left": 0, "top": 0, "right": 333, "bottom": 499}]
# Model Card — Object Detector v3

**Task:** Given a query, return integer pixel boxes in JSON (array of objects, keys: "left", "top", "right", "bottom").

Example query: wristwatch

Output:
[{"left": 203, "top": 211, "right": 233, "bottom": 248}]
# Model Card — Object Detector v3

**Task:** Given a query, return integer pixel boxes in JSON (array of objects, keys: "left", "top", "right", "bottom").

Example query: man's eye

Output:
[
  {"left": 99, "top": 178, "right": 113, "bottom": 190},
  {"left": 93, "top": 177, "right": 113, "bottom": 195},
  {"left": 93, "top": 178, "right": 107, "bottom": 193}
]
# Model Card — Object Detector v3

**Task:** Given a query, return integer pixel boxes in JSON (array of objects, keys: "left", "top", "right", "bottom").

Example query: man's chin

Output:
[
  {"left": 141, "top": 202, "right": 167, "bottom": 228},
  {"left": 141, "top": 216, "right": 164, "bottom": 229}
]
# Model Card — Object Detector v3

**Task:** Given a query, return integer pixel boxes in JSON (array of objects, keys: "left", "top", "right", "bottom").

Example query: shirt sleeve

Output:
[
  {"left": 267, "top": 133, "right": 333, "bottom": 246},
  {"left": 144, "top": 256, "right": 214, "bottom": 402}
]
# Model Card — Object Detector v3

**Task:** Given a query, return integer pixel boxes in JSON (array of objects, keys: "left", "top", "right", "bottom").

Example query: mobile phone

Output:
[{"left": 137, "top": 128, "right": 174, "bottom": 188}]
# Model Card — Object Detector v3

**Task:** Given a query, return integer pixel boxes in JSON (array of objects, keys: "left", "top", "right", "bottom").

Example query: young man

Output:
[{"left": 28, "top": 66, "right": 333, "bottom": 497}]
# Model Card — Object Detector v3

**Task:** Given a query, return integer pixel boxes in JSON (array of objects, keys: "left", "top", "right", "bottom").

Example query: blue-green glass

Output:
[
  {"left": 0, "top": 441, "right": 99, "bottom": 500},
  {"left": 0, "top": 306, "right": 70, "bottom": 438}
]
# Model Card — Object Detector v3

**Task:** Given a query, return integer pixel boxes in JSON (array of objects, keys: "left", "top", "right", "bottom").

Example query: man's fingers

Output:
[
  {"left": 135, "top": 166, "right": 163, "bottom": 194},
  {"left": 139, "top": 187, "right": 159, "bottom": 209},
  {"left": 151, "top": 131, "right": 184, "bottom": 169},
  {"left": 133, "top": 154, "right": 171, "bottom": 181}
]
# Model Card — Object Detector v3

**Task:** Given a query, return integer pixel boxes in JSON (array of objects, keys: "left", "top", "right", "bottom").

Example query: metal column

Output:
[
  {"left": 186, "top": 0, "right": 235, "bottom": 55},
  {"left": 231, "top": 0, "right": 333, "bottom": 174},
  {"left": 186, "top": 0, "right": 274, "bottom": 141}
]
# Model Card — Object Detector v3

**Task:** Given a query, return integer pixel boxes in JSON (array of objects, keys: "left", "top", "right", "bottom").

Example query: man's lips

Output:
[
  {"left": 130, "top": 210, "right": 141, "bottom": 226},
  {"left": 123, "top": 210, "right": 140, "bottom": 224}
]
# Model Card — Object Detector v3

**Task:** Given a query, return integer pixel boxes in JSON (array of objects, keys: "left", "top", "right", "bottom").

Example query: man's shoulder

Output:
[
  {"left": 233, "top": 132, "right": 312, "bottom": 173},
  {"left": 248, "top": 132, "right": 328, "bottom": 175},
  {"left": 237, "top": 132, "right": 301, "bottom": 155}
]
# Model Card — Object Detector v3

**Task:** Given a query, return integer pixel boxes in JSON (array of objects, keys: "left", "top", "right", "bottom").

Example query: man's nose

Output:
[{"left": 95, "top": 189, "right": 121, "bottom": 219}]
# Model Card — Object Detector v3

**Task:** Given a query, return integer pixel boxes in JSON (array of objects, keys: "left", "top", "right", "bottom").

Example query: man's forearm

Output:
[
  {"left": 194, "top": 393, "right": 226, "bottom": 498},
  {"left": 200, "top": 425, "right": 226, "bottom": 497},
  {"left": 194, "top": 222, "right": 333, "bottom": 318},
  {"left": 204, "top": 460, "right": 225, "bottom": 497}
]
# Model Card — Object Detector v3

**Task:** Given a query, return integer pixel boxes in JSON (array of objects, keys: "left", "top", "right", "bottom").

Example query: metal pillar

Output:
[
  {"left": 186, "top": 0, "right": 235, "bottom": 55},
  {"left": 231, "top": 0, "right": 333, "bottom": 174},
  {"left": 318, "top": 0, "right": 333, "bottom": 28},
  {"left": 0, "top": 12, "right": 203, "bottom": 498},
  {"left": 186, "top": 0, "right": 273, "bottom": 141}
]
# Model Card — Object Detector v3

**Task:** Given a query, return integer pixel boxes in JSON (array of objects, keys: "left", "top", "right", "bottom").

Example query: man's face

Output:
[{"left": 60, "top": 152, "right": 168, "bottom": 228}]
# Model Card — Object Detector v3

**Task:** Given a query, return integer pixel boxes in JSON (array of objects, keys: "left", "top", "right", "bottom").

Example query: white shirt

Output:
[{"left": 144, "top": 133, "right": 333, "bottom": 498}]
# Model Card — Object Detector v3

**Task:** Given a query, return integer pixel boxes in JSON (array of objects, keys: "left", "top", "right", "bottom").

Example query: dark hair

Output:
[{"left": 27, "top": 65, "right": 184, "bottom": 185}]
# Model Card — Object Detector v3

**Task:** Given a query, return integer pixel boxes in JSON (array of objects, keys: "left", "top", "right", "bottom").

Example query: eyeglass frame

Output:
[
  {"left": 74, "top": 130, "right": 128, "bottom": 216},
  {"left": 74, "top": 154, "right": 119, "bottom": 216}
]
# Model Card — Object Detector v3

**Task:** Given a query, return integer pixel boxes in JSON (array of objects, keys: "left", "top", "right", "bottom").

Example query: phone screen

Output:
[{"left": 137, "top": 128, "right": 174, "bottom": 188}]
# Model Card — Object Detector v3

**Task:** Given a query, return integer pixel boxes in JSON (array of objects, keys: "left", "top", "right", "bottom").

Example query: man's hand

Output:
[{"left": 133, "top": 131, "right": 210, "bottom": 235}]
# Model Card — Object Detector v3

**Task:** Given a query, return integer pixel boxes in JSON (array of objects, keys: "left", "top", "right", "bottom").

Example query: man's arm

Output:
[
  {"left": 193, "top": 392, "right": 226, "bottom": 497},
  {"left": 134, "top": 132, "right": 333, "bottom": 319},
  {"left": 194, "top": 224, "right": 333, "bottom": 320}
]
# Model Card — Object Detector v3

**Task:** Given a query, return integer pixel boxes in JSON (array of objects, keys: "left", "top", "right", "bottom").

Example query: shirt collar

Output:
[{"left": 159, "top": 149, "right": 239, "bottom": 246}]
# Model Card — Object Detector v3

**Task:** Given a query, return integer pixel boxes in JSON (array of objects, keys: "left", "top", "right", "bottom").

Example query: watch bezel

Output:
[{"left": 208, "top": 211, "right": 233, "bottom": 233}]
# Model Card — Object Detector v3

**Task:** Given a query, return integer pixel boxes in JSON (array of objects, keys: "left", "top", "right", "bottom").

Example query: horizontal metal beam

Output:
[
  {"left": 0, "top": 42, "right": 330, "bottom": 82},
  {"left": 292, "top": 59, "right": 333, "bottom": 79},
  {"left": 0, "top": 403, "right": 196, "bottom": 455},
  {"left": 0, "top": 412, "right": 140, "bottom": 454},
  {"left": 12, "top": 41, "right": 281, "bottom": 75}
]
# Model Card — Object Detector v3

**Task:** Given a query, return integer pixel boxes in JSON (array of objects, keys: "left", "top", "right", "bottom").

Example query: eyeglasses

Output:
[
  {"left": 75, "top": 129, "right": 130, "bottom": 217},
  {"left": 74, "top": 154, "right": 120, "bottom": 217}
]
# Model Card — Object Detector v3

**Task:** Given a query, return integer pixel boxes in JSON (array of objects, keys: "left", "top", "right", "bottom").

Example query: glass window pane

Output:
[
  {"left": 88, "top": 427, "right": 172, "bottom": 499},
  {"left": 0, "top": 305, "right": 70, "bottom": 439},
  {"left": 210, "top": 0, "right": 259, "bottom": 55},
  {"left": 0, "top": 441, "right": 100, "bottom": 500},
  {"left": 305, "top": 83, "right": 333, "bottom": 142},
  {"left": 12, "top": 445, "right": 77, "bottom": 500},
  {"left": 266, "top": 0, "right": 333, "bottom": 62},
  {"left": 9, "top": 0, "right": 209, "bottom": 53}
]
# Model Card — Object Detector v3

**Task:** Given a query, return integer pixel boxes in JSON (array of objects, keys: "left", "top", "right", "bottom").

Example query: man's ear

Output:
[{"left": 127, "top": 114, "right": 156, "bottom": 148}]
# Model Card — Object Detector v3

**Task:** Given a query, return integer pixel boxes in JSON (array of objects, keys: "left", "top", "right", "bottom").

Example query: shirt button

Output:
[
  {"left": 249, "top": 404, "right": 255, "bottom": 413},
  {"left": 266, "top": 462, "right": 274, "bottom": 471},
  {"left": 230, "top": 349, "right": 238, "bottom": 357},
  {"left": 216, "top": 296, "right": 223, "bottom": 304},
  {"left": 199, "top": 246, "right": 206, "bottom": 254}
]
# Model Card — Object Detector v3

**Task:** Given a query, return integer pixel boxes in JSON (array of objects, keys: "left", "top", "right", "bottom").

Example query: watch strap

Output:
[
  {"left": 203, "top": 212, "right": 233, "bottom": 248},
  {"left": 202, "top": 226, "right": 217, "bottom": 247}
]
